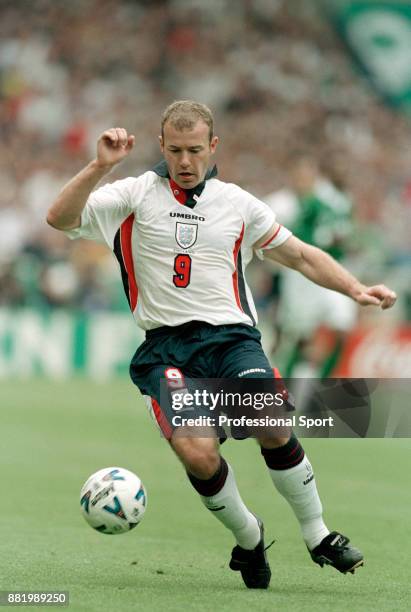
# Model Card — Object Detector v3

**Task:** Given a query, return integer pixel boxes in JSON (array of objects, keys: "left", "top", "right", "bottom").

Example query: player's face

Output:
[
  {"left": 160, "top": 120, "right": 218, "bottom": 189},
  {"left": 290, "top": 159, "right": 318, "bottom": 196}
]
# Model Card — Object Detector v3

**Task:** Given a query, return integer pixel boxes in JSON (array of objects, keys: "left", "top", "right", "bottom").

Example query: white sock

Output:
[
  {"left": 200, "top": 464, "right": 261, "bottom": 550},
  {"left": 268, "top": 455, "right": 329, "bottom": 550}
]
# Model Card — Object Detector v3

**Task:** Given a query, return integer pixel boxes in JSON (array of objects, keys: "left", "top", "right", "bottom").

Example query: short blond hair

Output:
[{"left": 161, "top": 100, "right": 214, "bottom": 141}]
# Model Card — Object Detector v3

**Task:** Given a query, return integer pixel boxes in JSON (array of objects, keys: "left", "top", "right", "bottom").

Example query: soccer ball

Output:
[{"left": 80, "top": 467, "right": 147, "bottom": 534}]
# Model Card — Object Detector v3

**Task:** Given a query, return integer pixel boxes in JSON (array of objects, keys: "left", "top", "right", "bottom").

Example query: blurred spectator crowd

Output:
[{"left": 0, "top": 0, "right": 410, "bottom": 316}]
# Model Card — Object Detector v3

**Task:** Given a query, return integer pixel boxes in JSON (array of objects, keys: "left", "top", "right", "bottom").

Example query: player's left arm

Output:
[{"left": 256, "top": 223, "right": 397, "bottom": 309}]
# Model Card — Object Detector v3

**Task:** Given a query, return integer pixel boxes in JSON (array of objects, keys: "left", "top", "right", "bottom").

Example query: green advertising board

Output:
[
  {"left": 325, "top": 0, "right": 411, "bottom": 111},
  {"left": 0, "top": 309, "right": 144, "bottom": 379}
]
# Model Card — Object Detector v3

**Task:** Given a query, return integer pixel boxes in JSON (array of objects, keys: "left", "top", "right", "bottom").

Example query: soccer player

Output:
[
  {"left": 47, "top": 100, "right": 396, "bottom": 589},
  {"left": 265, "top": 153, "right": 357, "bottom": 378}
]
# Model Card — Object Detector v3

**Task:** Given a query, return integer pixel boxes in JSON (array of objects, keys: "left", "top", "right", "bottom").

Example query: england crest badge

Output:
[{"left": 175, "top": 222, "right": 198, "bottom": 249}]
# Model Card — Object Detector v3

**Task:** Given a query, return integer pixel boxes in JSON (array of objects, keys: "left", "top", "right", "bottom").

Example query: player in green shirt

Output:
[{"left": 265, "top": 154, "right": 357, "bottom": 378}]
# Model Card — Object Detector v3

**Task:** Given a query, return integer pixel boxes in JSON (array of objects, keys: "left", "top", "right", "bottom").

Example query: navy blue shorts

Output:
[{"left": 130, "top": 322, "right": 282, "bottom": 438}]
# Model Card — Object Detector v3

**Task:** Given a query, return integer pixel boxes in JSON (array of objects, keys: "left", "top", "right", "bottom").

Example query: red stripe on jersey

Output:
[
  {"left": 151, "top": 398, "right": 173, "bottom": 439},
  {"left": 232, "top": 223, "right": 245, "bottom": 312},
  {"left": 169, "top": 178, "right": 187, "bottom": 205},
  {"left": 260, "top": 225, "right": 282, "bottom": 248},
  {"left": 120, "top": 214, "right": 138, "bottom": 311}
]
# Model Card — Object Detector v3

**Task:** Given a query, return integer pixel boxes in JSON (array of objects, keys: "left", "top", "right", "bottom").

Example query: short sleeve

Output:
[
  {"left": 240, "top": 191, "right": 277, "bottom": 247},
  {"left": 259, "top": 225, "right": 292, "bottom": 249},
  {"left": 64, "top": 177, "right": 136, "bottom": 246}
]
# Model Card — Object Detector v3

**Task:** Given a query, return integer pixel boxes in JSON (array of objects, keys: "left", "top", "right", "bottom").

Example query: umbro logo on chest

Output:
[{"left": 170, "top": 212, "right": 206, "bottom": 222}]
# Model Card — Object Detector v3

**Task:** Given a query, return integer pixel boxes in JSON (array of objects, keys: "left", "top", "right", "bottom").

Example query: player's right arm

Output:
[{"left": 46, "top": 128, "right": 135, "bottom": 231}]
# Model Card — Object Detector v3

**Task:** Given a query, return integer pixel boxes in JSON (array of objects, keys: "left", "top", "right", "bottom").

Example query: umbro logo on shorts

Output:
[{"left": 237, "top": 368, "right": 267, "bottom": 377}]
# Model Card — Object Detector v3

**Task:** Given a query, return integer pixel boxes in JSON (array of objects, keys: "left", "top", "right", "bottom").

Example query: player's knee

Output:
[
  {"left": 258, "top": 435, "right": 291, "bottom": 449},
  {"left": 170, "top": 436, "right": 220, "bottom": 478},
  {"left": 186, "top": 451, "right": 220, "bottom": 479}
]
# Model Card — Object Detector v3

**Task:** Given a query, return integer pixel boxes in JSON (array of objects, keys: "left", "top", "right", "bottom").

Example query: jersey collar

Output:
[
  {"left": 151, "top": 159, "right": 218, "bottom": 181},
  {"left": 152, "top": 160, "right": 218, "bottom": 208}
]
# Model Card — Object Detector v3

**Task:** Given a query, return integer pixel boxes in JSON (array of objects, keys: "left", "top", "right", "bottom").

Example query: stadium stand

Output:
[{"left": 0, "top": 0, "right": 409, "bottom": 327}]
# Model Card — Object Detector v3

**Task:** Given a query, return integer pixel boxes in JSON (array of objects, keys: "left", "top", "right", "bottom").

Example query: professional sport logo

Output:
[{"left": 175, "top": 222, "right": 198, "bottom": 248}]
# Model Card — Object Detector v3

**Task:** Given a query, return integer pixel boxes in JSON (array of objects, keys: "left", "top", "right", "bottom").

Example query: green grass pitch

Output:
[{"left": 1, "top": 379, "right": 409, "bottom": 611}]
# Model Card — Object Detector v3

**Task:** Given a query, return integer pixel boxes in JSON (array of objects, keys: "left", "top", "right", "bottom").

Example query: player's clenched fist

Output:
[
  {"left": 355, "top": 284, "right": 397, "bottom": 309},
  {"left": 96, "top": 128, "right": 135, "bottom": 169}
]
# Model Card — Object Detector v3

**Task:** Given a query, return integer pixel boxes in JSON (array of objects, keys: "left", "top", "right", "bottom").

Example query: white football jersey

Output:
[{"left": 66, "top": 167, "right": 290, "bottom": 330}]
